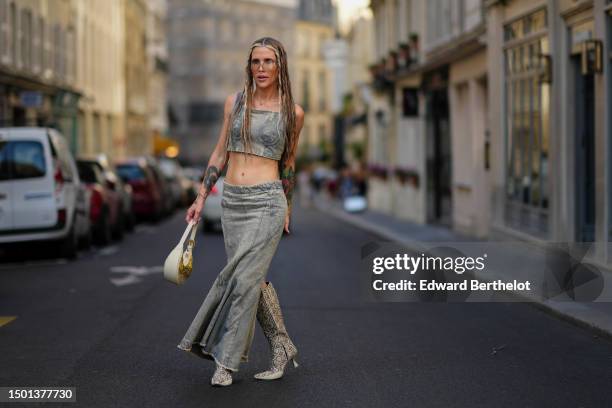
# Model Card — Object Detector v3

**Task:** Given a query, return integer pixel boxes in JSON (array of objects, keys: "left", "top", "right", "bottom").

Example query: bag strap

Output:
[{"left": 178, "top": 220, "right": 198, "bottom": 247}]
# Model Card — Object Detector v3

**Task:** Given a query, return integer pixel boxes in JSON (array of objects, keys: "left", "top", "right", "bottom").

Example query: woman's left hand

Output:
[{"left": 284, "top": 211, "right": 290, "bottom": 234}]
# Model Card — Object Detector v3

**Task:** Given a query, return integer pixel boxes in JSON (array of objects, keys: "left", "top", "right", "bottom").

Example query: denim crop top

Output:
[{"left": 227, "top": 94, "right": 286, "bottom": 161}]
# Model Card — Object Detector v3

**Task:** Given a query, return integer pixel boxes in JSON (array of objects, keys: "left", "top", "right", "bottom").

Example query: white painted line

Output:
[
  {"left": 109, "top": 265, "right": 163, "bottom": 286},
  {"left": 97, "top": 246, "right": 119, "bottom": 256}
]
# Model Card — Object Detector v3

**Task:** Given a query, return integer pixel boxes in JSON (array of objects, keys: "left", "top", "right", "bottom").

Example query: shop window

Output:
[{"left": 503, "top": 8, "right": 550, "bottom": 236}]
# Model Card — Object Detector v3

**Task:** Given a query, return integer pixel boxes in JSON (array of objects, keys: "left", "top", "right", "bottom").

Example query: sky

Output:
[{"left": 334, "top": 0, "right": 372, "bottom": 34}]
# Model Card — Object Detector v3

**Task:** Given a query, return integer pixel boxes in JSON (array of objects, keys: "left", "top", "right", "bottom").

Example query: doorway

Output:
[
  {"left": 426, "top": 88, "right": 452, "bottom": 226},
  {"left": 573, "top": 55, "right": 595, "bottom": 242}
]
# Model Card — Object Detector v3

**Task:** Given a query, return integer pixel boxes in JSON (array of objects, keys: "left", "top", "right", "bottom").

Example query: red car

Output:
[
  {"left": 76, "top": 160, "right": 123, "bottom": 245},
  {"left": 116, "top": 158, "right": 163, "bottom": 221}
]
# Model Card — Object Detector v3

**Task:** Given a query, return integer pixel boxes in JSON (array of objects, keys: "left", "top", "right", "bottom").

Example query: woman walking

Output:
[{"left": 178, "top": 37, "right": 304, "bottom": 387}]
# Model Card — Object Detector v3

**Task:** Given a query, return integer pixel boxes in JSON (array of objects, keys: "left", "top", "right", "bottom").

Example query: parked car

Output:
[
  {"left": 146, "top": 158, "right": 174, "bottom": 217},
  {"left": 80, "top": 154, "right": 135, "bottom": 233},
  {"left": 0, "top": 127, "right": 91, "bottom": 258},
  {"left": 182, "top": 166, "right": 202, "bottom": 203},
  {"left": 201, "top": 176, "right": 224, "bottom": 233},
  {"left": 116, "top": 158, "right": 163, "bottom": 221},
  {"left": 76, "top": 159, "right": 123, "bottom": 245},
  {"left": 158, "top": 157, "right": 188, "bottom": 208}
]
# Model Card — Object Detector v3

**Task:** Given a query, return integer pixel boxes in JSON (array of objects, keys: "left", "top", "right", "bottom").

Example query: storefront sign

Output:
[{"left": 19, "top": 91, "right": 42, "bottom": 108}]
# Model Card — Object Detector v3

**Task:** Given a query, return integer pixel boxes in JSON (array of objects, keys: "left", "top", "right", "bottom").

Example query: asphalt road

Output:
[{"left": 1, "top": 201, "right": 612, "bottom": 407}]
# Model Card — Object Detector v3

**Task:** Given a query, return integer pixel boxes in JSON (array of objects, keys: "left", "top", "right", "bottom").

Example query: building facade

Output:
[
  {"left": 486, "top": 0, "right": 612, "bottom": 268},
  {"left": 367, "top": 0, "right": 612, "bottom": 268},
  {"left": 369, "top": 0, "right": 490, "bottom": 229},
  {"left": 0, "top": 0, "right": 79, "bottom": 150},
  {"left": 74, "top": 0, "right": 125, "bottom": 157},
  {"left": 294, "top": 0, "right": 336, "bottom": 162},
  {"left": 146, "top": 0, "right": 169, "bottom": 155},
  {"left": 167, "top": 0, "right": 296, "bottom": 165},
  {"left": 344, "top": 13, "right": 374, "bottom": 167}
]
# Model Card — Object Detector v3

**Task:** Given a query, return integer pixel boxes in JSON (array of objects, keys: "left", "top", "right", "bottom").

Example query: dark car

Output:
[
  {"left": 84, "top": 154, "right": 136, "bottom": 231},
  {"left": 116, "top": 158, "right": 163, "bottom": 221},
  {"left": 78, "top": 155, "right": 134, "bottom": 236},
  {"left": 146, "top": 158, "right": 174, "bottom": 217},
  {"left": 76, "top": 160, "right": 123, "bottom": 245}
]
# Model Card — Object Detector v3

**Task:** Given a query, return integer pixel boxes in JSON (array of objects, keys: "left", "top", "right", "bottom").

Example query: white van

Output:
[{"left": 0, "top": 127, "right": 91, "bottom": 258}]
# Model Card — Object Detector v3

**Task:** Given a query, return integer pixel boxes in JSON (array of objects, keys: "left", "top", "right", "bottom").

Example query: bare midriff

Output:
[{"left": 225, "top": 151, "right": 280, "bottom": 185}]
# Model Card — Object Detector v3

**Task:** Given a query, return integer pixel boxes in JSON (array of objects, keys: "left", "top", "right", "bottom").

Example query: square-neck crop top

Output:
[{"left": 227, "top": 92, "right": 286, "bottom": 161}]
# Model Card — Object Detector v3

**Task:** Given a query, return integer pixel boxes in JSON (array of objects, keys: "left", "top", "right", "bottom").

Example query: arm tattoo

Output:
[
  {"left": 198, "top": 165, "right": 220, "bottom": 200},
  {"left": 281, "top": 165, "right": 296, "bottom": 213}
]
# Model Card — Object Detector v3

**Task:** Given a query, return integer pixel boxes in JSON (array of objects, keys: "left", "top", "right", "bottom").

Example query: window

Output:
[
  {"left": 38, "top": 16, "right": 44, "bottom": 74},
  {"left": 66, "top": 26, "right": 74, "bottom": 81},
  {"left": 53, "top": 23, "right": 62, "bottom": 79},
  {"left": 20, "top": 8, "right": 30, "bottom": 70},
  {"left": 31, "top": 12, "right": 38, "bottom": 72},
  {"left": 402, "top": 87, "right": 419, "bottom": 117},
  {"left": 0, "top": 0, "right": 8, "bottom": 61},
  {"left": 503, "top": 8, "right": 549, "bottom": 235},
  {"left": 10, "top": 2, "right": 16, "bottom": 65},
  {"left": 318, "top": 124, "right": 326, "bottom": 142},
  {"left": 302, "top": 71, "right": 310, "bottom": 112},
  {"left": 318, "top": 70, "right": 326, "bottom": 112},
  {"left": 0, "top": 140, "right": 46, "bottom": 180}
]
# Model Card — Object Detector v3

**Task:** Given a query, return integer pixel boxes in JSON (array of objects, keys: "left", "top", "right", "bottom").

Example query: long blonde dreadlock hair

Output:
[{"left": 224, "top": 37, "right": 297, "bottom": 169}]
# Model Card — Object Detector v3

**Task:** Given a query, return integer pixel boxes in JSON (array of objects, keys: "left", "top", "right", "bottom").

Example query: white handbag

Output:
[{"left": 164, "top": 220, "right": 199, "bottom": 285}]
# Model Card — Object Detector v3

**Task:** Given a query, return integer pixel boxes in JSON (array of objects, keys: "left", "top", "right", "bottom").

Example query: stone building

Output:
[
  {"left": 294, "top": 0, "right": 335, "bottom": 161},
  {"left": 74, "top": 0, "right": 125, "bottom": 157},
  {"left": 368, "top": 0, "right": 489, "bottom": 235},
  {"left": 486, "top": 0, "right": 612, "bottom": 268},
  {"left": 0, "top": 0, "right": 79, "bottom": 150}
]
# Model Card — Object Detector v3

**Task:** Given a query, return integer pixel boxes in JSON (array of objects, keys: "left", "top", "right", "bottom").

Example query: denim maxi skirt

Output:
[{"left": 177, "top": 179, "right": 287, "bottom": 372}]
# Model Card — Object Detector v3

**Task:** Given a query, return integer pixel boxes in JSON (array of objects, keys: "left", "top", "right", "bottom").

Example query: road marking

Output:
[
  {"left": 109, "top": 265, "right": 163, "bottom": 287},
  {"left": 97, "top": 246, "right": 119, "bottom": 256},
  {"left": 134, "top": 225, "right": 158, "bottom": 234},
  {"left": 0, "top": 259, "right": 68, "bottom": 270},
  {"left": 0, "top": 316, "right": 17, "bottom": 327}
]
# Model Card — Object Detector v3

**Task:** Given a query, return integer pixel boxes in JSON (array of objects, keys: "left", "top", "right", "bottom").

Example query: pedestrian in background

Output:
[{"left": 180, "top": 37, "right": 304, "bottom": 387}]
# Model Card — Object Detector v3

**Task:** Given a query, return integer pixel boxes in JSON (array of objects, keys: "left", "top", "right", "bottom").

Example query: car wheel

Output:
[
  {"left": 112, "top": 208, "right": 124, "bottom": 240},
  {"left": 126, "top": 211, "right": 135, "bottom": 232},
  {"left": 79, "top": 227, "right": 93, "bottom": 250},
  {"left": 96, "top": 208, "right": 112, "bottom": 246},
  {"left": 59, "top": 221, "right": 78, "bottom": 259}
]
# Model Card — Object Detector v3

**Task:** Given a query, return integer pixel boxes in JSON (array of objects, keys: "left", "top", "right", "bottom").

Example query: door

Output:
[
  {"left": 426, "top": 89, "right": 452, "bottom": 226},
  {"left": 573, "top": 55, "right": 595, "bottom": 242},
  {"left": 11, "top": 131, "right": 56, "bottom": 229}
]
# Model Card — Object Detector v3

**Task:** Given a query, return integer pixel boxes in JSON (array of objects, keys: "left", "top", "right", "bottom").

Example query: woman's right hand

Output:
[{"left": 186, "top": 197, "right": 204, "bottom": 224}]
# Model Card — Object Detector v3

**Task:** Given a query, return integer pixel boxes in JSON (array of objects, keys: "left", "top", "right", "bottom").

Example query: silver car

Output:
[{"left": 200, "top": 176, "right": 224, "bottom": 233}]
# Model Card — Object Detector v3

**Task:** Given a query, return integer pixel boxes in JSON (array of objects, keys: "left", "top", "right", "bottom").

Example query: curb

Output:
[{"left": 313, "top": 196, "right": 612, "bottom": 341}]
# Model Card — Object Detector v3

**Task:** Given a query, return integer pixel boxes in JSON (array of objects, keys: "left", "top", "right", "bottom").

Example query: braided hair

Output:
[{"left": 224, "top": 37, "right": 297, "bottom": 169}]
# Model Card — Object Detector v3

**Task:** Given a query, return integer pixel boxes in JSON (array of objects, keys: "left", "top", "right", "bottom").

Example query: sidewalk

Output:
[{"left": 311, "top": 192, "right": 612, "bottom": 339}]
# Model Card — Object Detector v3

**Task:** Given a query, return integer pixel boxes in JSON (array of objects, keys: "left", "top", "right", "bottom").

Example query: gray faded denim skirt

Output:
[{"left": 177, "top": 179, "right": 287, "bottom": 371}]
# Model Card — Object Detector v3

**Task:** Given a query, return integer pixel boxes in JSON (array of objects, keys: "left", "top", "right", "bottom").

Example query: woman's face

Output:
[{"left": 250, "top": 46, "right": 279, "bottom": 90}]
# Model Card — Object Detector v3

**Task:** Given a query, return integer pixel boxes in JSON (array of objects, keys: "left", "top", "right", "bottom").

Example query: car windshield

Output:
[
  {"left": 117, "top": 164, "right": 146, "bottom": 181},
  {"left": 0, "top": 140, "right": 46, "bottom": 180},
  {"left": 77, "top": 161, "right": 101, "bottom": 183}
]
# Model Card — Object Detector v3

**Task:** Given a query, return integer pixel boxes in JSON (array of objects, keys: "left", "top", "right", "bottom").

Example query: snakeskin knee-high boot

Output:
[
  {"left": 211, "top": 363, "right": 232, "bottom": 386},
  {"left": 254, "top": 281, "right": 299, "bottom": 380}
]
